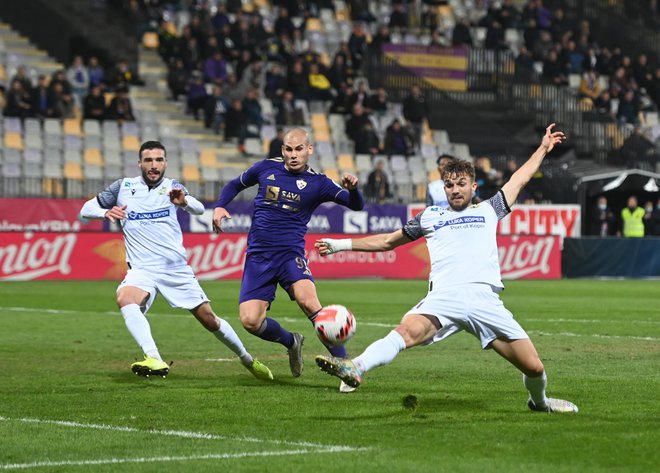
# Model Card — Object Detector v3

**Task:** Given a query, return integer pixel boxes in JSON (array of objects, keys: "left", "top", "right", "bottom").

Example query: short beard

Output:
[{"left": 448, "top": 197, "right": 471, "bottom": 211}]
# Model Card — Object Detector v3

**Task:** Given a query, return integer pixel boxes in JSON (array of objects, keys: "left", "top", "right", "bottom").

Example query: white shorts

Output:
[
  {"left": 404, "top": 283, "right": 529, "bottom": 349},
  {"left": 117, "top": 265, "right": 209, "bottom": 313}
]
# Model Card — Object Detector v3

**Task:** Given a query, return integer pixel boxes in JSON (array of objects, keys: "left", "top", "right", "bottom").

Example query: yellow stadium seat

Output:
[
  {"left": 262, "top": 139, "right": 271, "bottom": 154},
  {"left": 4, "top": 132, "right": 23, "bottom": 150},
  {"left": 428, "top": 169, "right": 441, "bottom": 182},
  {"left": 337, "top": 154, "right": 356, "bottom": 172},
  {"left": 104, "top": 92, "right": 115, "bottom": 106},
  {"left": 306, "top": 18, "right": 322, "bottom": 31},
  {"left": 42, "top": 179, "right": 64, "bottom": 197},
  {"left": 64, "top": 162, "right": 83, "bottom": 180},
  {"left": 415, "top": 183, "right": 427, "bottom": 202},
  {"left": 323, "top": 167, "right": 340, "bottom": 182},
  {"left": 63, "top": 118, "right": 82, "bottom": 136},
  {"left": 311, "top": 113, "right": 329, "bottom": 132},
  {"left": 314, "top": 129, "right": 330, "bottom": 142},
  {"left": 84, "top": 148, "right": 103, "bottom": 165},
  {"left": 122, "top": 135, "right": 141, "bottom": 151},
  {"left": 199, "top": 149, "right": 219, "bottom": 168},
  {"left": 142, "top": 31, "right": 159, "bottom": 49},
  {"left": 182, "top": 164, "right": 201, "bottom": 182}
]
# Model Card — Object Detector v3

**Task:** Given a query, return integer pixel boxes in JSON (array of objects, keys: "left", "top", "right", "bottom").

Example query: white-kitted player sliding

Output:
[
  {"left": 315, "top": 124, "right": 578, "bottom": 413},
  {"left": 80, "top": 140, "right": 272, "bottom": 381}
]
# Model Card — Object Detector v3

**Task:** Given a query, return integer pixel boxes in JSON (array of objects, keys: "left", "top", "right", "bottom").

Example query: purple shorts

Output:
[{"left": 239, "top": 251, "right": 314, "bottom": 304}]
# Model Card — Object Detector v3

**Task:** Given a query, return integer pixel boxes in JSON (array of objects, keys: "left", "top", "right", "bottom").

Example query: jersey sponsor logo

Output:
[
  {"left": 296, "top": 179, "right": 307, "bottom": 190},
  {"left": 433, "top": 215, "right": 485, "bottom": 229},
  {"left": 127, "top": 208, "right": 170, "bottom": 220},
  {"left": 266, "top": 185, "right": 280, "bottom": 200},
  {"left": 124, "top": 182, "right": 131, "bottom": 187},
  {"left": 267, "top": 174, "right": 276, "bottom": 180},
  {"left": 344, "top": 211, "right": 368, "bottom": 233}
]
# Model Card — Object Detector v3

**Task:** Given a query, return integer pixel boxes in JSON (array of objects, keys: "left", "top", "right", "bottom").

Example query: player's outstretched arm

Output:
[
  {"left": 315, "top": 229, "right": 412, "bottom": 255},
  {"left": 80, "top": 197, "right": 126, "bottom": 223},
  {"left": 501, "top": 123, "right": 565, "bottom": 206},
  {"left": 169, "top": 188, "right": 205, "bottom": 215}
]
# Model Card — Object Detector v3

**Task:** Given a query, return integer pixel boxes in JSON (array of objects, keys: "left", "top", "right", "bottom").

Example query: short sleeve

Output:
[
  {"left": 486, "top": 190, "right": 511, "bottom": 220},
  {"left": 402, "top": 211, "right": 425, "bottom": 240},
  {"left": 97, "top": 179, "right": 122, "bottom": 209}
]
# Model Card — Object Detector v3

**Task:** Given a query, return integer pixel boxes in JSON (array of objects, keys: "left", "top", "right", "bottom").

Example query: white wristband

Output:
[{"left": 324, "top": 238, "right": 352, "bottom": 254}]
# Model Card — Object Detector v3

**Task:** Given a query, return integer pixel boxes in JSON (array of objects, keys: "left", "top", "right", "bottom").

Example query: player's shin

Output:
[
  {"left": 353, "top": 330, "right": 406, "bottom": 373},
  {"left": 121, "top": 304, "right": 161, "bottom": 361},
  {"left": 213, "top": 316, "right": 253, "bottom": 365},
  {"left": 255, "top": 317, "right": 295, "bottom": 348},
  {"left": 523, "top": 371, "right": 548, "bottom": 407}
]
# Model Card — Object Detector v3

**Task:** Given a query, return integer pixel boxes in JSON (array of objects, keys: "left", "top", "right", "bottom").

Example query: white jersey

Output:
[
  {"left": 404, "top": 190, "right": 511, "bottom": 289},
  {"left": 96, "top": 177, "right": 197, "bottom": 269},
  {"left": 426, "top": 179, "right": 448, "bottom": 207}
]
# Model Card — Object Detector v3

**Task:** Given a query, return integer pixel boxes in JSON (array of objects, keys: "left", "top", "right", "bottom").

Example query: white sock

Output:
[
  {"left": 524, "top": 371, "right": 548, "bottom": 407},
  {"left": 120, "top": 304, "right": 162, "bottom": 361},
  {"left": 213, "top": 317, "right": 253, "bottom": 366},
  {"left": 353, "top": 330, "right": 406, "bottom": 374}
]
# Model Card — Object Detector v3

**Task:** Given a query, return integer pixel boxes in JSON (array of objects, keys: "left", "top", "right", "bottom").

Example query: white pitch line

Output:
[
  {"left": 524, "top": 318, "right": 660, "bottom": 325},
  {"left": 0, "top": 417, "right": 360, "bottom": 450},
  {"left": 528, "top": 330, "right": 659, "bottom": 342},
  {"left": 0, "top": 447, "right": 363, "bottom": 471}
]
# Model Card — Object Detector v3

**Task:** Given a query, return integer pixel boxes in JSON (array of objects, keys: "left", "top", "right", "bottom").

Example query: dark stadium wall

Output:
[{"left": 563, "top": 237, "right": 660, "bottom": 278}]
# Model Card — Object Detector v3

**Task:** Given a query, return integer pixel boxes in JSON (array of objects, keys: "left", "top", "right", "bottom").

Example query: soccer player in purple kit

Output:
[{"left": 212, "top": 128, "right": 364, "bottom": 390}]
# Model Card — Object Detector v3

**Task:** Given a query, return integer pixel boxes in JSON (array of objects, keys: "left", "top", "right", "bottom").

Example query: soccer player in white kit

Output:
[
  {"left": 80, "top": 141, "right": 272, "bottom": 381},
  {"left": 315, "top": 124, "right": 578, "bottom": 413}
]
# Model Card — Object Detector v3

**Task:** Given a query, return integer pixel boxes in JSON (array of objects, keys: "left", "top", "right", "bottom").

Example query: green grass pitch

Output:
[{"left": 1, "top": 279, "right": 659, "bottom": 472}]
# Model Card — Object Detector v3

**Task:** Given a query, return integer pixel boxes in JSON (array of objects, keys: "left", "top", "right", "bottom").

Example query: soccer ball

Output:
[{"left": 314, "top": 304, "right": 356, "bottom": 346}]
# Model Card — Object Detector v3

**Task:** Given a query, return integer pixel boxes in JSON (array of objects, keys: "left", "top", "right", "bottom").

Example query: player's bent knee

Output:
[
  {"left": 524, "top": 359, "right": 545, "bottom": 378},
  {"left": 240, "top": 313, "right": 263, "bottom": 333}
]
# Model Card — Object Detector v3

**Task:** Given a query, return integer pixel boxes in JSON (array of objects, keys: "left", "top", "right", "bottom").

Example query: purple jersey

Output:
[{"left": 215, "top": 158, "right": 364, "bottom": 253}]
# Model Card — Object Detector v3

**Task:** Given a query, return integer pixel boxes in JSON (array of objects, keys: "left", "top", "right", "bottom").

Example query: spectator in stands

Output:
[
  {"left": 617, "top": 90, "right": 641, "bottom": 126},
  {"left": 87, "top": 56, "right": 106, "bottom": 89},
  {"left": 167, "top": 58, "right": 189, "bottom": 101},
  {"left": 402, "top": 85, "right": 429, "bottom": 150},
  {"left": 350, "top": 80, "right": 370, "bottom": 110},
  {"left": 474, "top": 157, "right": 499, "bottom": 200},
  {"left": 348, "top": 22, "right": 369, "bottom": 72},
  {"left": 109, "top": 59, "right": 135, "bottom": 90},
  {"left": 619, "top": 127, "right": 656, "bottom": 168},
  {"left": 515, "top": 46, "right": 536, "bottom": 82},
  {"left": 578, "top": 70, "right": 602, "bottom": 103},
  {"left": 83, "top": 84, "right": 107, "bottom": 121},
  {"left": 593, "top": 90, "right": 613, "bottom": 118},
  {"left": 649, "top": 68, "right": 660, "bottom": 109},
  {"left": 66, "top": 55, "right": 90, "bottom": 109},
  {"left": 502, "top": 159, "right": 518, "bottom": 183},
  {"left": 649, "top": 198, "right": 660, "bottom": 236},
  {"left": 106, "top": 86, "right": 135, "bottom": 122},
  {"left": 328, "top": 54, "right": 353, "bottom": 91},
  {"left": 204, "top": 84, "right": 229, "bottom": 134},
  {"left": 248, "top": 13, "right": 269, "bottom": 50},
  {"left": 242, "top": 87, "right": 264, "bottom": 137},
  {"left": 287, "top": 59, "right": 310, "bottom": 101},
  {"left": 428, "top": 29, "right": 445, "bottom": 47},
  {"left": 619, "top": 196, "right": 645, "bottom": 237},
  {"left": 532, "top": 29, "right": 553, "bottom": 61},
  {"left": 369, "top": 25, "right": 391, "bottom": 55},
  {"left": 383, "top": 118, "right": 414, "bottom": 157},
  {"left": 4, "top": 79, "right": 33, "bottom": 118},
  {"left": 47, "top": 81, "right": 74, "bottom": 119},
  {"left": 235, "top": 50, "right": 254, "bottom": 83},
  {"left": 203, "top": 49, "right": 229, "bottom": 84},
  {"left": 307, "top": 63, "right": 334, "bottom": 101},
  {"left": 225, "top": 99, "right": 250, "bottom": 153},
  {"left": 485, "top": 21, "right": 507, "bottom": 50},
  {"left": 329, "top": 82, "right": 355, "bottom": 115},
  {"left": 10, "top": 65, "right": 33, "bottom": 94},
  {"left": 564, "top": 40, "right": 584, "bottom": 75},
  {"left": 354, "top": 120, "right": 381, "bottom": 156},
  {"left": 367, "top": 86, "right": 389, "bottom": 121},
  {"left": 186, "top": 71, "right": 208, "bottom": 120},
  {"left": 274, "top": 6, "right": 296, "bottom": 39},
  {"left": 275, "top": 90, "right": 304, "bottom": 125},
  {"left": 264, "top": 62, "right": 287, "bottom": 101},
  {"left": 633, "top": 54, "right": 653, "bottom": 90},
  {"left": 588, "top": 195, "right": 617, "bottom": 236},
  {"left": 643, "top": 200, "right": 656, "bottom": 236},
  {"left": 452, "top": 18, "right": 473, "bottom": 47},
  {"left": 365, "top": 159, "right": 391, "bottom": 204},
  {"left": 268, "top": 127, "right": 285, "bottom": 158},
  {"left": 30, "top": 75, "right": 50, "bottom": 119},
  {"left": 542, "top": 50, "right": 568, "bottom": 86},
  {"left": 345, "top": 103, "right": 372, "bottom": 143},
  {"left": 389, "top": 2, "right": 409, "bottom": 33},
  {"left": 348, "top": 0, "right": 376, "bottom": 23}
]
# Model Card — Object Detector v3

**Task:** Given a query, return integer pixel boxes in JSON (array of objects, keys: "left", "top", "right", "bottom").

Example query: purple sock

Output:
[{"left": 256, "top": 317, "right": 294, "bottom": 348}]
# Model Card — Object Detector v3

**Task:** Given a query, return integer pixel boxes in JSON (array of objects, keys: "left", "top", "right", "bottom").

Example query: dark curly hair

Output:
[{"left": 443, "top": 159, "right": 475, "bottom": 182}]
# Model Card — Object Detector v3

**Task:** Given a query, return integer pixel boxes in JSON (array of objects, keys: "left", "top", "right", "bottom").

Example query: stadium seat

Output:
[
  {"left": 84, "top": 148, "right": 103, "bottom": 166},
  {"left": 428, "top": 169, "right": 441, "bottom": 182},
  {"left": 83, "top": 119, "right": 101, "bottom": 136},
  {"left": 337, "top": 154, "right": 356, "bottom": 173},
  {"left": 83, "top": 163, "right": 103, "bottom": 180},
  {"left": 64, "top": 162, "right": 83, "bottom": 180},
  {"left": 104, "top": 164, "right": 122, "bottom": 180},
  {"left": 122, "top": 135, "right": 141, "bottom": 151},
  {"left": 24, "top": 118, "right": 41, "bottom": 134},
  {"left": 313, "top": 128, "right": 330, "bottom": 142},
  {"left": 23, "top": 162, "right": 42, "bottom": 179},
  {"left": 181, "top": 151, "right": 198, "bottom": 166},
  {"left": 182, "top": 164, "right": 201, "bottom": 182},
  {"left": 245, "top": 137, "right": 263, "bottom": 156},
  {"left": 355, "top": 154, "right": 372, "bottom": 172},
  {"left": 3, "top": 117, "right": 22, "bottom": 133},
  {"left": 24, "top": 148, "right": 43, "bottom": 164},
  {"left": 142, "top": 31, "right": 159, "bottom": 49},
  {"left": 64, "top": 149, "right": 82, "bottom": 164},
  {"left": 323, "top": 167, "right": 340, "bottom": 182},
  {"left": 2, "top": 161, "right": 21, "bottom": 178},
  {"left": 319, "top": 154, "right": 336, "bottom": 169},
  {"left": 4, "top": 132, "right": 23, "bottom": 150},
  {"left": 63, "top": 118, "right": 82, "bottom": 136},
  {"left": 199, "top": 149, "right": 219, "bottom": 168}
]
